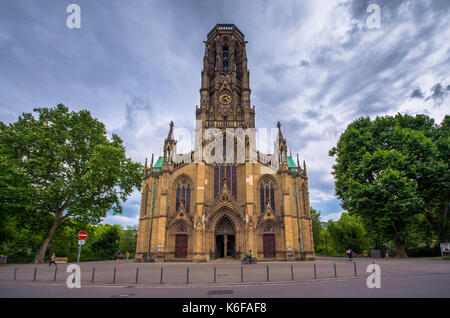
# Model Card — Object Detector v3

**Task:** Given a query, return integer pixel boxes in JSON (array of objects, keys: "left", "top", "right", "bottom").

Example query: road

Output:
[{"left": 1, "top": 272, "right": 449, "bottom": 298}]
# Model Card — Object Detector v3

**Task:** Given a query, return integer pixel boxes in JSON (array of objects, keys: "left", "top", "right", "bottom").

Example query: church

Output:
[{"left": 135, "top": 24, "right": 315, "bottom": 262}]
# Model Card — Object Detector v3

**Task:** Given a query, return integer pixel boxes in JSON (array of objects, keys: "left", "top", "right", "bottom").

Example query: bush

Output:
[{"left": 407, "top": 245, "right": 441, "bottom": 257}]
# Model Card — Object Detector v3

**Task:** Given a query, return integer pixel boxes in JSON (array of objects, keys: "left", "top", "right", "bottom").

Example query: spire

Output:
[
  {"left": 167, "top": 121, "right": 175, "bottom": 141},
  {"left": 150, "top": 153, "right": 154, "bottom": 172},
  {"left": 144, "top": 157, "right": 148, "bottom": 176},
  {"left": 303, "top": 160, "right": 307, "bottom": 175},
  {"left": 297, "top": 154, "right": 300, "bottom": 168}
]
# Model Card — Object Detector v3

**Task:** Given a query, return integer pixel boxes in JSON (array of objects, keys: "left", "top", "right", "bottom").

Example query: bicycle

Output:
[{"left": 241, "top": 255, "right": 258, "bottom": 264}]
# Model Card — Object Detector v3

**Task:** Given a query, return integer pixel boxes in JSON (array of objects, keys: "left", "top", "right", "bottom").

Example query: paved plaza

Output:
[{"left": 0, "top": 257, "right": 449, "bottom": 298}]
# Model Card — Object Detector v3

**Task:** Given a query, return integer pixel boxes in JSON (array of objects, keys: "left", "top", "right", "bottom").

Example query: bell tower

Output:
[{"left": 196, "top": 24, "right": 255, "bottom": 130}]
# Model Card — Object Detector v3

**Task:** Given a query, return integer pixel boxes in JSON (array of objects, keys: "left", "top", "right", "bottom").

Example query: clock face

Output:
[{"left": 218, "top": 93, "right": 232, "bottom": 105}]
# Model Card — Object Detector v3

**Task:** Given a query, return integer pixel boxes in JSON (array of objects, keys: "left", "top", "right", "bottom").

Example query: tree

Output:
[
  {"left": 326, "top": 213, "right": 370, "bottom": 254},
  {"left": 0, "top": 105, "right": 143, "bottom": 263},
  {"left": 329, "top": 114, "right": 449, "bottom": 257},
  {"left": 90, "top": 224, "right": 122, "bottom": 260},
  {"left": 119, "top": 225, "right": 138, "bottom": 257},
  {"left": 310, "top": 207, "right": 323, "bottom": 247}
]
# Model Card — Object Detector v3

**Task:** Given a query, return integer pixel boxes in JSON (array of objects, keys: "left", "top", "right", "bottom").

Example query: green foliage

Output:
[
  {"left": 329, "top": 114, "right": 450, "bottom": 256},
  {"left": 0, "top": 104, "right": 143, "bottom": 263},
  {"left": 326, "top": 213, "right": 370, "bottom": 254},
  {"left": 90, "top": 224, "right": 122, "bottom": 260},
  {"left": 119, "top": 225, "right": 138, "bottom": 258},
  {"left": 310, "top": 207, "right": 323, "bottom": 247}
]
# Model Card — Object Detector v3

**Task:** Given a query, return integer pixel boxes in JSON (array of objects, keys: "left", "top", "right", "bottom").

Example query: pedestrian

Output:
[
  {"left": 49, "top": 253, "right": 57, "bottom": 267},
  {"left": 116, "top": 249, "right": 121, "bottom": 263},
  {"left": 126, "top": 251, "right": 130, "bottom": 260}
]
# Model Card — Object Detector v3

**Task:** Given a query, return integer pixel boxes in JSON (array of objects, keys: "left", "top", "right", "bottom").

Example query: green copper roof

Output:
[
  {"left": 153, "top": 156, "right": 163, "bottom": 171},
  {"left": 287, "top": 156, "right": 297, "bottom": 168},
  {"left": 288, "top": 156, "right": 299, "bottom": 172}
]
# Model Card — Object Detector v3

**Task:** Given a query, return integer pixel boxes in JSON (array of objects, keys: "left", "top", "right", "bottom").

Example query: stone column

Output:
[{"left": 193, "top": 162, "right": 206, "bottom": 262}]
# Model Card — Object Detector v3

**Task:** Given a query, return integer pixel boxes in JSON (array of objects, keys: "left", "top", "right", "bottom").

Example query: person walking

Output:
[
  {"left": 116, "top": 249, "right": 121, "bottom": 263},
  {"left": 49, "top": 253, "right": 57, "bottom": 267}
]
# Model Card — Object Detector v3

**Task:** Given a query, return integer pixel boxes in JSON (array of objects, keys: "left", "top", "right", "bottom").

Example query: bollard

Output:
[
  {"left": 186, "top": 267, "right": 189, "bottom": 284},
  {"left": 266, "top": 265, "right": 270, "bottom": 282},
  {"left": 291, "top": 265, "right": 294, "bottom": 281},
  {"left": 136, "top": 267, "right": 139, "bottom": 284},
  {"left": 213, "top": 266, "right": 216, "bottom": 284},
  {"left": 160, "top": 267, "right": 163, "bottom": 284},
  {"left": 113, "top": 267, "right": 116, "bottom": 284},
  {"left": 33, "top": 267, "right": 37, "bottom": 281},
  {"left": 91, "top": 268, "right": 96, "bottom": 283},
  {"left": 353, "top": 262, "right": 357, "bottom": 277},
  {"left": 334, "top": 263, "right": 337, "bottom": 278},
  {"left": 54, "top": 267, "right": 58, "bottom": 281},
  {"left": 14, "top": 267, "right": 17, "bottom": 281},
  {"left": 241, "top": 266, "right": 243, "bottom": 282},
  {"left": 313, "top": 263, "right": 317, "bottom": 279}
]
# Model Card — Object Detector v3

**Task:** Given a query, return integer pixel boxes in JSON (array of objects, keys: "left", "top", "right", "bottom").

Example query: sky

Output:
[{"left": 1, "top": 0, "right": 449, "bottom": 226}]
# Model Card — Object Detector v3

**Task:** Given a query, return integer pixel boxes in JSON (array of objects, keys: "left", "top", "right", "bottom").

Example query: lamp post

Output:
[{"left": 321, "top": 222, "right": 328, "bottom": 257}]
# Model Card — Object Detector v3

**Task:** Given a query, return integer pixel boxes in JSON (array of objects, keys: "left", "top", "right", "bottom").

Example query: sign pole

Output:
[
  {"left": 77, "top": 244, "right": 82, "bottom": 264},
  {"left": 77, "top": 231, "right": 88, "bottom": 264}
]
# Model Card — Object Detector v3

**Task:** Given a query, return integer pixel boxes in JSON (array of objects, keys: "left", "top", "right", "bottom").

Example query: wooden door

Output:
[
  {"left": 175, "top": 234, "right": 187, "bottom": 258},
  {"left": 263, "top": 234, "right": 276, "bottom": 258}
]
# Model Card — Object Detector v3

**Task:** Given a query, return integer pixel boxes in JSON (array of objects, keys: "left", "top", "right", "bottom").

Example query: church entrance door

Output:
[
  {"left": 215, "top": 217, "right": 236, "bottom": 259},
  {"left": 175, "top": 234, "right": 187, "bottom": 258},
  {"left": 263, "top": 234, "right": 276, "bottom": 258}
]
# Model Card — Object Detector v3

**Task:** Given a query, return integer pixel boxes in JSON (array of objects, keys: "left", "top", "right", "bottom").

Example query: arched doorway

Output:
[
  {"left": 215, "top": 216, "right": 236, "bottom": 259},
  {"left": 263, "top": 224, "right": 276, "bottom": 258}
]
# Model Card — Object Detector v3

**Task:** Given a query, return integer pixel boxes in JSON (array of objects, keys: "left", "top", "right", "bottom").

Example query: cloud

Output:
[
  {"left": 410, "top": 88, "right": 424, "bottom": 99},
  {"left": 321, "top": 212, "right": 343, "bottom": 222},
  {"left": 1, "top": 0, "right": 449, "bottom": 227}
]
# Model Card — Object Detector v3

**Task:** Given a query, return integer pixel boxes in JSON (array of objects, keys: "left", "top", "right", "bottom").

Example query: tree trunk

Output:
[
  {"left": 393, "top": 238, "right": 408, "bottom": 258},
  {"left": 33, "top": 211, "right": 63, "bottom": 264}
]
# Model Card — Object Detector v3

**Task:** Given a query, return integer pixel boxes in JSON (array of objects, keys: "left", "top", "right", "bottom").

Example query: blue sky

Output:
[{"left": 1, "top": 0, "right": 449, "bottom": 226}]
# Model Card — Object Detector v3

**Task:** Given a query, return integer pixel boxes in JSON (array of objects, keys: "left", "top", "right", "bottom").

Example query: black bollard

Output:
[
  {"left": 33, "top": 267, "right": 37, "bottom": 281},
  {"left": 291, "top": 265, "right": 294, "bottom": 281},
  {"left": 334, "top": 263, "right": 337, "bottom": 278},
  {"left": 13, "top": 267, "right": 17, "bottom": 281},
  {"left": 54, "top": 267, "right": 58, "bottom": 281},
  {"left": 266, "top": 265, "right": 270, "bottom": 282},
  {"left": 313, "top": 263, "right": 317, "bottom": 279},
  {"left": 91, "top": 268, "right": 96, "bottom": 283},
  {"left": 113, "top": 267, "right": 116, "bottom": 284},
  {"left": 160, "top": 267, "right": 163, "bottom": 284},
  {"left": 186, "top": 267, "right": 189, "bottom": 284},
  {"left": 213, "top": 267, "right": 216, "bottom": 284},
  {"left": 353, "top": 262, "right": 357, "bottom": 277},
  {"left": 136, "top": 267, "right": 139, "bottom": 284},
  {"left": 241, "top": 266, "right": 243, "bottom": 282}
]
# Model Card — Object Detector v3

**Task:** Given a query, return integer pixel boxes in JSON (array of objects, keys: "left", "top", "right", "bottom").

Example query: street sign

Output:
[
  {"left": 78, "top": 240, "right": 85, "bottom": 246},
  {"left": 78, "top": 231, "right": 87, "bottom": 240}
]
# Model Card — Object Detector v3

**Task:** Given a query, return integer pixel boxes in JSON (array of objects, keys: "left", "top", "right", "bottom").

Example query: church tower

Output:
[
  {"left": 196, "top": 24, "right": 255, "bottom": 129},
  {"left": 135, "top": 24, "right": 315, "bottom": 263}
]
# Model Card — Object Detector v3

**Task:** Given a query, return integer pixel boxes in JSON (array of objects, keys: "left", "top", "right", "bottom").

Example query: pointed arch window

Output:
[
  {"left": 260, "top": 177, "right": 275, "bottom": 213},
  {"left": 223, "top": 45, "right": 229, "bottom": 72},
  {"left": 176, "top": 177, "right": 191, "bottom": 213},
  {"left": 214, "top": 164, "right": 237, "bottom": 200}
]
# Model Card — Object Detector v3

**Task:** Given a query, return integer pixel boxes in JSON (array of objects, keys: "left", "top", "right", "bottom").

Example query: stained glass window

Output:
[
  {"left": 260, "top": 176, "right": 276, "bottom": 213},
  {"left": 214, "top": 164, "right": 237, "bottom": 200},
  {"left": 175, "top": 176, "right": 191, "bottom": 213}
]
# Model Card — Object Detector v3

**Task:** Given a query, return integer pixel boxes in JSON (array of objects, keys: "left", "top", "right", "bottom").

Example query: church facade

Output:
[{"left": 135, "top": 24, "right": 315, "bottom": 262}]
